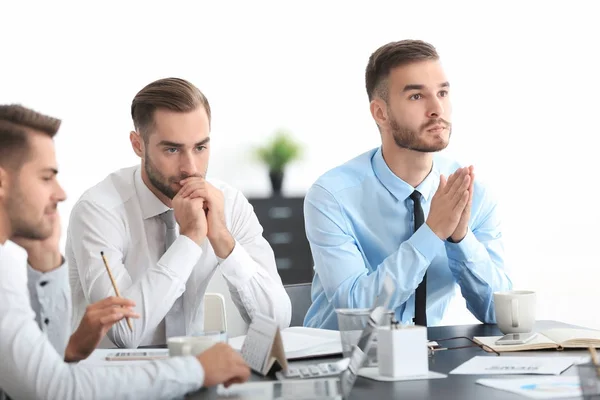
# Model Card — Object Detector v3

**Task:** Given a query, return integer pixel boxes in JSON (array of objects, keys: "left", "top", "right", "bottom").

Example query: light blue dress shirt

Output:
[{"left": 303, "top": 147, "right": 512, "bottom": 329}]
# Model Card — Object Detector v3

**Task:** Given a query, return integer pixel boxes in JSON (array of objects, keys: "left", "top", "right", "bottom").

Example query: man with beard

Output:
[
  {"left": 67, "top": 78, "right": 291, "bottom": 348},
  {"left": 303, "top": 40, "right": 512, "bottom": 330},
  {"left": 0, "top": 104, "right": 250, "bottom": 399}
]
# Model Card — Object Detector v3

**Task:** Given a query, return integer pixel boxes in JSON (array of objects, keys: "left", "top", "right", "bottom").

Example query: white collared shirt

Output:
[
  {"left": 67, "top": 166, "right": 291, "bottom": 347},
  {"left": 0, "top": 240, "right": 204, "bottom": 400}
]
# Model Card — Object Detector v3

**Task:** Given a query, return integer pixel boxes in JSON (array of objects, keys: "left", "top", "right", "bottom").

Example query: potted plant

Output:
[{"left": 255, "top": 130, "right": 301, "bottom": 195}]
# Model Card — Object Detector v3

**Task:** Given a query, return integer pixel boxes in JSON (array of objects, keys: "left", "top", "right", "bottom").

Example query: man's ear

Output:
[
  {"left": 370, "top": 98, "right": 389, "bottom": 130},
  {"left": 0, "top": 166, "right": 9, "bottom": 200},
  {"left": 130, "top": 131, "right": 144, "bottom": 158}
]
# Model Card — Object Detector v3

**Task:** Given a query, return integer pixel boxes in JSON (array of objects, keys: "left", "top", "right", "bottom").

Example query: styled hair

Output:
[
  {"left": 365, "top": 40, "right": 439, "bottom": 101},
  {"left": 0, "top": 104, "right": 61, "bottom": 168},
  {"left": 131, "top": 77, "right": 211, "bottom": 141}
]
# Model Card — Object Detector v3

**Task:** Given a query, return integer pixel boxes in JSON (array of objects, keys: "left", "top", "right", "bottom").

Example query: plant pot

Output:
[{"left": 269, "top": 170, "right": 284, "bottom": 195}]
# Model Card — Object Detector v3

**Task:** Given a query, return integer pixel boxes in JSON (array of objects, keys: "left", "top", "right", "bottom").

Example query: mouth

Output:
[
  {"left": 426, "top": 125, "right": 447, "bottom": 133},
  {"left": 44, "top": 203, "right": 59, "bottom": 216}
]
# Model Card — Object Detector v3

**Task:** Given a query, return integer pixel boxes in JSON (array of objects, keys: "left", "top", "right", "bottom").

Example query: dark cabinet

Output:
[{"left": 249, "top": 197, "right": 314, "bottom": 285}]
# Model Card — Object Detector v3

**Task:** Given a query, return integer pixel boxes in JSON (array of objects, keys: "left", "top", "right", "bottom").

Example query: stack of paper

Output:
[{"left": 230, "top": 326, "right": 342, "bottom": 360}]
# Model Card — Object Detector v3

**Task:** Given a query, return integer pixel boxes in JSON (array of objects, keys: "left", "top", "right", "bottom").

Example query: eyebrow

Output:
[
  {"left": 402, "top": 82, "right": 450, "bottom": 92},
  {"left": 41, "top": 168, "right": 59, "bottom": 175},
  {"left": 157, "top": 137, "right": 211, "bottom": 148}
]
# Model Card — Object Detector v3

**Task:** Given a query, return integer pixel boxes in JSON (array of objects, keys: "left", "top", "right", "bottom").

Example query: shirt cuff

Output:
[
  {"left": 184, "top": 355, "right": 205, "bottom": 388},
  {"left": 409, "top": 223, "right": 445, "bottom": 262},
  {"left": 158, "top": 235, "right": 204, "bottom": 279},
  {"left": 217, "top": 240, "right": 257, "bottom": 287},
  {"left": 444, "top": 229, "right": 479, "bottom": 262}
]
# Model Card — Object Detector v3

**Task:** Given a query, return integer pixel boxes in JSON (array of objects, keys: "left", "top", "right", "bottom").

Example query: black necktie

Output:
[{"left": 410, "top": 190, "right": 427, "bottom": 327}]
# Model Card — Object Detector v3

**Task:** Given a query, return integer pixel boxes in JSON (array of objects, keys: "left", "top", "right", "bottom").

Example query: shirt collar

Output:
[
  {"left": 371, "top": 146, "right": 440, "bottom": 202},
  {"left": 134, "top": 166, "right": 171, "bottom": 220}
]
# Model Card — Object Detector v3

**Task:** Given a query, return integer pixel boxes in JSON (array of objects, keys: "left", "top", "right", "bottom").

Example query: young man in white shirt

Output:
[
  {"left": 0, "top": 104, "right": 250, "bottom": 399},
  {"left": 66, "top": 77, "right": 291, "bottom": 348}
]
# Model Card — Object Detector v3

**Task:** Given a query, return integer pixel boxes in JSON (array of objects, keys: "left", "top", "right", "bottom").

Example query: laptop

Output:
[
  {"left": 278, "top": 274, "right": 396, "bottom": 398},
  {"left": 216, "top": 274, "right": 396, "bottom": 399}
]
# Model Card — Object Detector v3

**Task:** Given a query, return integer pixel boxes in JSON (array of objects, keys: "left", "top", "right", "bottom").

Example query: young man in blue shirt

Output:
[{"left": 304, "top": 40, "right": 512, "bottom": 329}]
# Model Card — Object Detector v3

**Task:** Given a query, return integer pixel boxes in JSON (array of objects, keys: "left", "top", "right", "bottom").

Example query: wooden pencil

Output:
[
  {"left": 588, "top": 346, "right": 600, "bottom": 377},
  {"left": 100, "top": 251, "right": 133, "bottom": 332}
]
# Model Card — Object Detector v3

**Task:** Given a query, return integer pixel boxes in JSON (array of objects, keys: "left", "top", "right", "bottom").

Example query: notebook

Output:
[{"left": 474, "top": 328, "right": 600, "bottom": 353}]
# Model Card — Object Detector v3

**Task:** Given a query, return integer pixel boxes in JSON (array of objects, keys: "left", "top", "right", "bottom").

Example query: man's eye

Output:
[
  {"left": 410, "top": 94, "right": 422, "bottom": 100},
  {"left": 166, "top": 148, "right": 178, "bottom": 154}
]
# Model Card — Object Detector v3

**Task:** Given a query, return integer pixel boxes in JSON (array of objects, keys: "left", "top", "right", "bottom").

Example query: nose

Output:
[
  {"left": 179, "top": 151, "right": 198, "bottom": 177},
  {"left": 54, "top": 181, "right": 67, "bottom": 203},
  {"left": 427, "top": 96, "right": 444, "bottom": 119}
]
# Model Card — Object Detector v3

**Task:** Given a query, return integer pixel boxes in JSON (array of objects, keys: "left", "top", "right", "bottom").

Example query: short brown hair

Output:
[
  {"left": 0, "top": 104, "right": 61, "bottom": 168},
  {"left": 365, "top": 40, "right": 439, "bottom": 101},
  {"left": 131, "top": 77, "right": 211, "bottom": 141}
]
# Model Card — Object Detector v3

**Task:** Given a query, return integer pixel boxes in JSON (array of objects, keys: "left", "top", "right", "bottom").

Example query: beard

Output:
[
  {"left": 6, "top": 185, "right": 54, "bottom": 240},
  {"left": 144, "top": 150, "right": 206, "bottom": 200},
  {"left": 389, "top": 112, "right": 452, "bottom": 153}
]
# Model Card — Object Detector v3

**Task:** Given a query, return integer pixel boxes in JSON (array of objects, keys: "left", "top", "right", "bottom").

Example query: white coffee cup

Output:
[
  {"left": 167, "top": 336, "right": 217, "bottom": 357},
  {"left": 493, "top": 290, "right": 536, "bottom": 334}
]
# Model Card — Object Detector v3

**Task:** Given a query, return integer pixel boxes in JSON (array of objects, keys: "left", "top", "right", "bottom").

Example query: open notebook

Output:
[{"left": 474, "top": 328, "right": 600, "bottom": 353}]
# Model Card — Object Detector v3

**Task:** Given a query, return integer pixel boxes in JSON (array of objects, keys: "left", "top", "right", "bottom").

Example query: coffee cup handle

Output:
[
  {"left": 182, "top": 344, "right": 192, "bottom": 356},
  {"left": 511, "top": 298, "right": 519, "bottom": 328}
]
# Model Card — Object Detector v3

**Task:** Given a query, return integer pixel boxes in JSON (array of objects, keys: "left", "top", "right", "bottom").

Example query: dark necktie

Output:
[{"left": 410, "top": 190, "right": 427, "bottom": 327}]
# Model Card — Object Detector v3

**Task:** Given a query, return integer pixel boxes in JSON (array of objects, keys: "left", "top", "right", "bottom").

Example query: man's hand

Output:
[
  {"left": 12, "top": 215, "right": 62, "bottom": 273},
  {"left": 197, "top": 343, "right": 251, "bottom": 387},
  {"left": 449, "top": 166, "right": 475, "bottom": 242},
  {"left": 64, "top": 296, "right": 140, "bottom": 362},
  {"left": 426, "top": 167, "right": 471, "bottom": 240},
  {"left": 172, "top": 182, "right": 208, "bottom": 246},
  {"left": 179, "top": 178, "right": 235, "bottom": 258}
]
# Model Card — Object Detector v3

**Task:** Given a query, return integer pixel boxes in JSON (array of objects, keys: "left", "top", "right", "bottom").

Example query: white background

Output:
[{"left": 2, "top": 0, "right": 599, "bottom": 329}]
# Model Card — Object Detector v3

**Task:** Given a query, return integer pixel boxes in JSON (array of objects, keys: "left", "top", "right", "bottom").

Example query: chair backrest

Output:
[
  {"left": 284, "top": 283, "right": 312, "bottom": 327},
  {"left": 203, "top": 292, "right": 227, "bottom": 332},
  {"left": 206, "top": 272, "right": 249, "bottom": 336}
]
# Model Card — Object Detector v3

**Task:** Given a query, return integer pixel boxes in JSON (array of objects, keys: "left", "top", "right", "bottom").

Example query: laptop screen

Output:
[{"left": 338, "top": 274, "right": 396, "bottom": 398}]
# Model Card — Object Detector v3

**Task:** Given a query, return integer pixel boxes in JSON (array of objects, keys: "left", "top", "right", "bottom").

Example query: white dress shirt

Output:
[
  {"left": 0, "top": 240, "right": 204, "bottom": 400},
  {"left": 67, "top": 166, "right": 291, "bottom": 347}
]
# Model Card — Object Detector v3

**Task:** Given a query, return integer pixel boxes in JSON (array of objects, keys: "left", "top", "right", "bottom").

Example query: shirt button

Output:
[
  {"left": 44, "top": 318, "right": 50, "bottom": 325},
  {"left": 40, "top": 281, "right": 49, "bottom": 287}
]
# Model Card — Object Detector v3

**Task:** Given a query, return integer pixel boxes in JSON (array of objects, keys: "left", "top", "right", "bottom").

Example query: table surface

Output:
[{"left": 188, "top": 320, "right": 590, "bottom": 400}]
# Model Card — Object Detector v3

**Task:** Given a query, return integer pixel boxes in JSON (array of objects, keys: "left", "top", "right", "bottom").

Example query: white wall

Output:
[{"left": 2, "top": 0, "right": 599, "bottom": 330}]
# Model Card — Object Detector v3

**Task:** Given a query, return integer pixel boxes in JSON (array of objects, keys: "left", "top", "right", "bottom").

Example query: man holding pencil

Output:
[
  {"left": 66, "top": 77, "right": 291, "bottom": 348},
  {"left": 14, "top": 214, "right": 140, "bottom": 363},
  {"left": 0, "top": 104, "right": 250, "bottom": 399}
]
